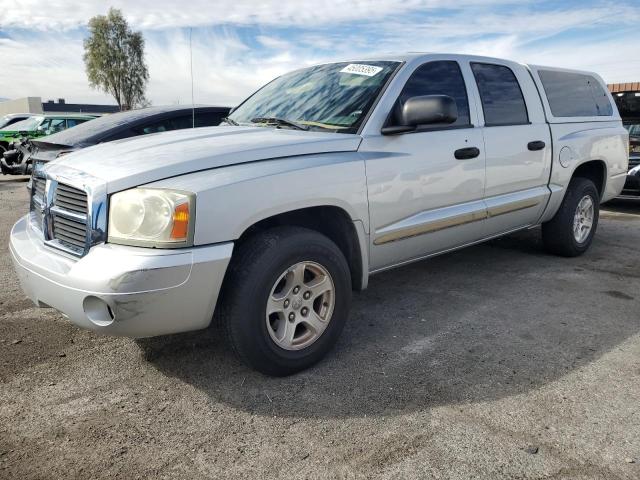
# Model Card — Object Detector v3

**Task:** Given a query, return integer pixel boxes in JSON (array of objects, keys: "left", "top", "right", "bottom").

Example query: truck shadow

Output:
[
  {"left": 603, "top": 197, "right": 640, "bottom": 215},
  {"left": 141, "top": 224, "right": 640, "bottom": 419}
]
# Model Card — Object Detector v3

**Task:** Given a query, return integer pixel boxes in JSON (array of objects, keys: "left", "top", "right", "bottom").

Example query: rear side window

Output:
[
  {"left": 133, "top": 115, "right": 193, "bottom": 135},
  {"left": 538, "top": 70, "right": 613, "bottom": 117},
  {"left": 47, "top": 118, "right": 66, "bottom": 133},
  {"left": 195, "top": 111, "right": 226, "bottom": 127},
  {"left": 396, "top": 60, "right": 471, "bottom": 127},
  {"left": 66, "top": 118, "right": 88, "bottom": 128},
  {"left": 471, "top": 63, "right": 529, "bottom": 126}
]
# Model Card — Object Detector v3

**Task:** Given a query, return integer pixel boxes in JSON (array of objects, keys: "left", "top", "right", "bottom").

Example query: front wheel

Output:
[
  {"left": 542, "top": 177, "right": 599, "bottom": 257},
  {"left": 219, "top": 226, "right": 352, "bottom": 376}
]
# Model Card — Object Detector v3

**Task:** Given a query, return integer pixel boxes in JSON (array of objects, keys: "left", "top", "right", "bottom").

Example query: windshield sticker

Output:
[{"left": 340, "top": 64, "right": 383, "bottom": 77}]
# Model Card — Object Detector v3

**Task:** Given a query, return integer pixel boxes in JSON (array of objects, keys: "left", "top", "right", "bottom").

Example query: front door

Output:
[{"left": 361, "top": 60, "right": 486, "bottom": 271}]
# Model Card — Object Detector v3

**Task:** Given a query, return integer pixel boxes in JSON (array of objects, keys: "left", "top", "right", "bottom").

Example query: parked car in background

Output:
[
  {"left": 17, "top": 105, "right": 230, "bottom": 176},
  {"left": 0, "top": 113, "right": 33, "bottom": 130},
  {"left": 10, "top": 54, "right": 627, "bottom": 376},
  {"left": 621, "top": 121, "right": 640, "bottom": 195},
  {"left": 0, "top": 113, "right": 97, "bottom": 156}
]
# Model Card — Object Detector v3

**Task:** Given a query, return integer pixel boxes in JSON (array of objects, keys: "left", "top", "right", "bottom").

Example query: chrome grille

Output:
[
  {"left": 52, "top": 214, "right": 87, "bottom": 250},
  {"left": 50, "top": 183, "right": 88, "bottom": 254},
  {"left": 54, "top": 183, "right": 88, "bottom": 215},
  {"left": 30, "top": 176, "right": 46, "bottom": 230},
  {"left": 33, "top": 177, "right": 46, "bottom": 201},
  {"left": 28, "top": 165, "right": 106, "bottom": 258},
  {"left": 29, "top": 177, "right": 91, "bottom": 256}
]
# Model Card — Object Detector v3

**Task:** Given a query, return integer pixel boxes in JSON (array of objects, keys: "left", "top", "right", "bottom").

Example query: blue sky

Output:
[{"left": 0, "top": 0, "right": 639, "bottom": 107}]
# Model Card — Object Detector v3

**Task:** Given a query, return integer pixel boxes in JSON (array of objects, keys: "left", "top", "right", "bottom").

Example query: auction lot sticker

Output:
[{"left": 340, "top": 64, "right": 383, "bottom": 77}]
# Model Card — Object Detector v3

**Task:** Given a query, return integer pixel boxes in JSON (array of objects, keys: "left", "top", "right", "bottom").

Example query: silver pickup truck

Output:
[{"left": 10, "top": 54, "right": 628, "bottom": 376}]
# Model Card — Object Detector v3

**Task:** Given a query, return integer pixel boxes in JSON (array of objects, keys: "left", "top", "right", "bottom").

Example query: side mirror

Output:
[{"left": 382, "top": 95, "right": 458, "bottom": 135}]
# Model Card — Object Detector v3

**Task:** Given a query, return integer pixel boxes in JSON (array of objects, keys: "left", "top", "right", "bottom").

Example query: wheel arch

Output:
[
  {"left": 236, "top": 205, "right": 369, "bottom": 291},
  {"left": 571, "top": 159, "right": 607, "bottom": 200},
  {"left": 540, "top": 157, "right": 610, "bottom": 224}
]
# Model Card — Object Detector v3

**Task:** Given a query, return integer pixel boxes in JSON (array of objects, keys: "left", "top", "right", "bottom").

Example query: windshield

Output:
[
  {"left": 5, "top": 116, "right": 43, "bottom": 132},
  {"left": 0, "top": 115, "right": 28, "bottom": 129},
  {"left": 228, "top": 61, "right": 400, "bottom": 133},
  {"left": 0, "top": 117, "right": 14, "bottom": 130}
]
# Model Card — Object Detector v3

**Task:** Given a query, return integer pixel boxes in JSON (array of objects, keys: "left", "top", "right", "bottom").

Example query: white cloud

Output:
[
  {"left": 1, "top": 0, "right": 515, "bottom": 31},
  {"left": 256, "top": 35, "right": 291, "bottom": 51},
  {"left": 0, "top": 1, "right": 639, "bottom": 108}
]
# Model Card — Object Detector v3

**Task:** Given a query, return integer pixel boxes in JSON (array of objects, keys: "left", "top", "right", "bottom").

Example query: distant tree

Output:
[{"left": 83, "top": 8, "right": 149, "bottom": 110}]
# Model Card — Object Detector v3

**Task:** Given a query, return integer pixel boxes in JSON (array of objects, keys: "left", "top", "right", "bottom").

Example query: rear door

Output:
[{"left": 469, "top": 61, "right": 551, "bottom": 235}]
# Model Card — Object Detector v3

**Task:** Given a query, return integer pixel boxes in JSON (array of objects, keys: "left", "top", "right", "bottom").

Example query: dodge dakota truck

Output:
[{"left": 10, "top": 54, "right": 628, "bottom": 376}]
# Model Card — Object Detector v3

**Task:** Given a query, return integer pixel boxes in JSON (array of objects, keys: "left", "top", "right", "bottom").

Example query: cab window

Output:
[
  {"left": 471, "top": 63, "right": 529, "bottom": 126},
  {"left": 393, "top": 60, "right": 471, "bottom": 128}
]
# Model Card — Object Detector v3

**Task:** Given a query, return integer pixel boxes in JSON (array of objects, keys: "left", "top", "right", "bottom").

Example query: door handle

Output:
[
  {"left": 527, "top": 140, "right": 546, "bottom": 151},
  {"left": 454, "top": 147, "right": 480, "bottom": 160}
]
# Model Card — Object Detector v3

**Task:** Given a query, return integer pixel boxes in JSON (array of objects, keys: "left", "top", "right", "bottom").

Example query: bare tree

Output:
[{"left": 83, "top": 8, "right": 149, "bottom": 110}]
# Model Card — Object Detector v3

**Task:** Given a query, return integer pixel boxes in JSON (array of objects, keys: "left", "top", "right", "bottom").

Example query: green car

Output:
[{"left": 0, "top": 114, "right": 97, "bottom": 155}]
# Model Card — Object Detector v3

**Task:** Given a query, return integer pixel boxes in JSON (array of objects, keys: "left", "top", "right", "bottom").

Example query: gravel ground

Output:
[{"left": 0, "top": 175, "right": 638, "bottom": 479}]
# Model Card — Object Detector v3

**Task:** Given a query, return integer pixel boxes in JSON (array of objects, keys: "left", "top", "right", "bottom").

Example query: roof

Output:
[
  {"left": 318, "top": 53, "right": 596, "bottom": 76},
  {"left": 31, "top": 113, "right": 98, "bottom": 119},
  {"left": 108, "top": 104, "right": 229, "bottom": 115},
  {"left": 2, "top": 112, "right": 31, "bottom": 118}
]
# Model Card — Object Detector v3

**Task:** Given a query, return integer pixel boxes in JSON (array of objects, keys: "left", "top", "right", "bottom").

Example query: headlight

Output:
[{"left": 108, "top": 188, "right": 195, "bottom": 248}]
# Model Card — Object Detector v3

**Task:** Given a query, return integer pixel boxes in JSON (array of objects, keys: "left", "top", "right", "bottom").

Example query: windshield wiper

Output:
[
  {"left": 250, "top": 117, "right": 309, "bottom": 131},
  {"left": 220, "top": 117, "right": 239, "bottom": 126}
]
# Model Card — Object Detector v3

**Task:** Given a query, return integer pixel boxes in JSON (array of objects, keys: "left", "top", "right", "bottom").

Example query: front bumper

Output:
[{"left": 10, "top": 215, "right": 233, "bottom": 337}]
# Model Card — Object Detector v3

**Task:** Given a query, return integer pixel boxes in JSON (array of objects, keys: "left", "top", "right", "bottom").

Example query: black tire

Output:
[
  {"left": 219, "top": 226, "right": 352, "bottom": 376},
  {"left": 542, "top": 177, "right": 599, "bottom": 257}
]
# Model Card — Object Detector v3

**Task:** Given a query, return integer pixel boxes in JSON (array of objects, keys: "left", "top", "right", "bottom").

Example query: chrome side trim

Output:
[
  {"left": 373, "top": 201, "right": 487, "bottom": 245},
  {"left": 373, "top": 187, "right": 549, "bottom": 245},
  {"left": 485, "top": 186, "right": 548, "bottom": 218},
  {"left": 370, "top": 224, "right": 531, "bottom": 275},
  {"left": 487, "top": 197, "right": 540, "bottom": 217}
]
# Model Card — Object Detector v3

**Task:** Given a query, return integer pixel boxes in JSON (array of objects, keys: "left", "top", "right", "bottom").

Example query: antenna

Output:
[{"left": 189, "top": 27, "right": 195, "bottom": 128}]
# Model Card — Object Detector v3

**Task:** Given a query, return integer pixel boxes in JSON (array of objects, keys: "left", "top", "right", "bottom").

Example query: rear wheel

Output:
[
  {"left": 542, "top": 177, "right": 599, "bottom": 257},
  {"left": 219, "top": 226, "right": 352, "bottom": 376}
]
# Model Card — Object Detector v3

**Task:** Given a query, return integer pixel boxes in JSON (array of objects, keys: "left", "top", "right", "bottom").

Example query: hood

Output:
[{"left": 49, "top": 126, "right": 362, "bottom": 192}]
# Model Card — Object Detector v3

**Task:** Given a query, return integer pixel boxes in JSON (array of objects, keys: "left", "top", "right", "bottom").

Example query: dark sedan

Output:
[
  {"left": 2, "top": 105, "right": 230, "bottom": 175},
  {"left": 621, "top": 121, "right": 640, "bottom": 196}
]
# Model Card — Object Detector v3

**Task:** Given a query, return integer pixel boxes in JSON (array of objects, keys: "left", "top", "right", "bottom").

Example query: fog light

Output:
[{"left": 83, "top": 296, "right": 115, "bottom": 327}]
